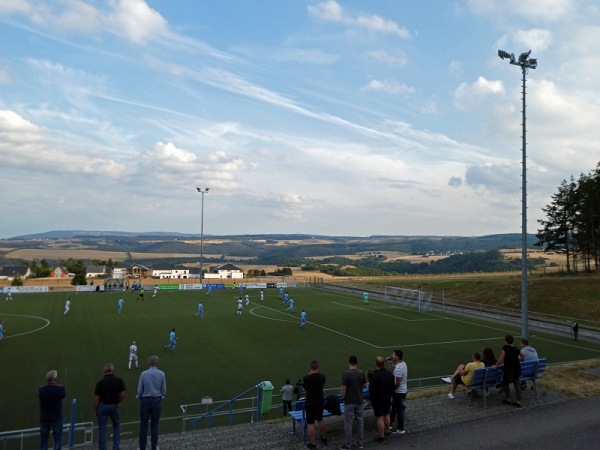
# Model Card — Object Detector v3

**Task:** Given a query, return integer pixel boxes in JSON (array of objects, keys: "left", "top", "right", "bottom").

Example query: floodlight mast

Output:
[
  {"left": 196, "top": 187, "right": 209, "bottom": 284},
  {"left": 498, "top": 49, "right": 537, "bottom": 340}
]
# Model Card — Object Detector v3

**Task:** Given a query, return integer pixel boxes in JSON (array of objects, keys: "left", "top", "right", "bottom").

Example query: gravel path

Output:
[{"left": 78, "top": 386, "right": 570, "bottom": 449}]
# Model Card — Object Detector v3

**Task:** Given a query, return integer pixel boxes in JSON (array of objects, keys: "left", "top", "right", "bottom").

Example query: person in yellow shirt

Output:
[{"left": 445, "top": 351, "right": 484, "bottom": 399}]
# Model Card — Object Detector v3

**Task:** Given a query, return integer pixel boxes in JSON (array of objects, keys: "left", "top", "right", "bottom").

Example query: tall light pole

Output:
[
  {"left": 498, "top": 49, "right": 537, "bottom": 339},
  {"left": 196, "top": 187, "right": 209, "bottom": 284}
]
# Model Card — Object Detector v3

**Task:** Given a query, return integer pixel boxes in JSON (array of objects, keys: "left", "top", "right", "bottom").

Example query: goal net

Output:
[{"left": 383, "top": 286, "right": 433, "bottom": 312}]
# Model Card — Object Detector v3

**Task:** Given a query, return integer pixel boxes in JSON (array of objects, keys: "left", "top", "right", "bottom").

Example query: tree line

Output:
[{"left": 537, "top": 162, "right": 600, "bottom": 272}]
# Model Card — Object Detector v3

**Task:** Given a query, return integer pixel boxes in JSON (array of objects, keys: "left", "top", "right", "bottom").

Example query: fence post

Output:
[{"left": 68, "top": 398, "right": 76, "bottom": 448}]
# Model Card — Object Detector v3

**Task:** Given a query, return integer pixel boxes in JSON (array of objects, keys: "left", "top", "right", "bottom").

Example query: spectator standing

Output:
[
  {"left": 369, "top": 356, "right": 395, "bottom": 443},
  {"left": 339, "top": 355, "right": 367, "bottom": 450},
  {"left": 280, "top": 379, "right": 294, "bottom": 417},
  {"left": 389, "top": 349, "right": 408, "bottom": 435},
  {"left": 572, "top": 321, "right": 579, "bottom": 340},
  {"left": 445, "top": 351, "right": 484, "bottom": 399},
  {"left": 493, "top": 335, "right": 522, "bottom": 407},
  {"left": 39, "top": 370, "right": 66, "bottom": 450},
  {"left": 94, "top": 363, "right": 126, "bottom": 450},
  {"left": 293, "top": 378, "right": 306, "bottom": 401},
  {"left": 303, "top": 360, "right": 328, "bottom": 448},
  {"left": 137, "top": 355, "right": 166, "bottom": 450}
]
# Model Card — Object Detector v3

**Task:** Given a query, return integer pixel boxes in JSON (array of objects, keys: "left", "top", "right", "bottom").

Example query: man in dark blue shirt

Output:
[{"left": 39, "top": 370, "right": 66, "bottom": 450}]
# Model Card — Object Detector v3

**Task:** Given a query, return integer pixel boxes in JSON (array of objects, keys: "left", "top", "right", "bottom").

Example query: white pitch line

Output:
[
  {"left": 1, "top": 313, "right": 50, "bottom": 339},
  {"left": 331, "top": 301, "right": 447, "bottom": 322}
]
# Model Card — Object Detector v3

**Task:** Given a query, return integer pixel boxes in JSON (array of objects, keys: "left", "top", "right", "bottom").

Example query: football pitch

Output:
[{"left": 2, "top": 286, "right": 600, "bottom": 436}]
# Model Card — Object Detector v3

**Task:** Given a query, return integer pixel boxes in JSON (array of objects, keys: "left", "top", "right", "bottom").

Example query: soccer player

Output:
[
  {"left": 0, "top": 321, "right": 4, "bottom": 343},
  {"left": 206, "top": 285, "right": 213, "bottom": 296},
  {"left": 239, "top": 283, "right": 243, "bottom": 294},
  {"left": 117, "top": 296, "right": 124, "bottom": 313},
  {"left": 260, "top": 290, "right": 264, "bottom": 302},
  {"left": 164, "top": 328, "right": 176, "bottom": 352},
  {"left": 245, "top": 294, "right": 250, "bottom": 306},
  {"left": 5, "top": 288, "right": 12, "bottom": 301},
  {"left": 63, "top": 297, "right": 71, "bottom": 315},
  {"left": 279, "top": 287, "right": 284, "bottom": 299},
  {"left": 137, "top": 287, "right": 145, "bottom": 301},
  {"left": 300, "top": 309, "right": 307, "bottom": 328},
  {"left": 287, "top": 297, "right": 295, "bottom": 313},
  {"left": 363, "top": 292, "right": 369, "bottom": 304},
  {"left": 129, "top": 341, "right": 139, "bottom": 369},
  {"left": 237, "top": 297, "right": 243, "bottom": 315},
  {"left": 152, "top": 285, "right": 159, "bottom": 298},
  {"left": 283, "top": 292, "right": 289, "bottom": 305},
  {"left": 196, "top": 302, "right": 204, "bottom": 318}
]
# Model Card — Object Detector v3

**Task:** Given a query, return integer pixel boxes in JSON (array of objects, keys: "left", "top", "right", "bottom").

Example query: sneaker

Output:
[
  {"left": 338, "top": 445, "right": 352, "bottom": 450},
  {"left": 377, "top": 437, "right": 387, "bottom": 444},
  {"left": 354, "top": 444, "right": 364, "bottom": 449},
  {"left": 391, "top": 427, "right": 406, "bottom": 435},
  {"left": 441, "top": 377, "right": 452, "bottom": 384},
  {"left": 448, "top": 393, "right": 455, "bottom": 399}
]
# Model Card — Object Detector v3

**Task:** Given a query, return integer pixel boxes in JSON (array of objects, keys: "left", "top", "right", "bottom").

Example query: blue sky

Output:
[{"left": 1, "top": 0, "right": 599, "bottom": 239}]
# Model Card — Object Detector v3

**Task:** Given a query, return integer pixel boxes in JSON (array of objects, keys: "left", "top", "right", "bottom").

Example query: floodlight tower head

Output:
[
  {"left": 498, "top": 49, "right": 516, "bottom": 63},
  {"left": 519, "top": 50, "right": 532, "bottom": 63}
]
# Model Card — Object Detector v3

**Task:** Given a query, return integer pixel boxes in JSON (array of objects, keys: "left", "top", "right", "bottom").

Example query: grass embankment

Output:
[{"left": 332, "top": 272, "right": 600, "bottom": 323}]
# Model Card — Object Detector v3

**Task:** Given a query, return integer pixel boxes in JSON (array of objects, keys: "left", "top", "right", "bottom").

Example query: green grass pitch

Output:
[{"left": 2, "top": 286, "right": 599, "bottom": 437}]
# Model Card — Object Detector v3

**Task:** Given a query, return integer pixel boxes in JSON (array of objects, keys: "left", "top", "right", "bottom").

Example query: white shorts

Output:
[{"left": 129, "top": 354, "right": 138, "bottom": 362}]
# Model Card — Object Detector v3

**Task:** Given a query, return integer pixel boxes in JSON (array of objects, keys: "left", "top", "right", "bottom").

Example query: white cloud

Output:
[
  {"left": 466, "top": 0, "right": 575, "bottom": 23},
  {"left": 362, "top": 79, "right": 415, "bottom": 96},
  {"left": 454, "top": 76, "right": 505, "bottom": 111},
  {"left": 107, "top": 0, "right": 168, "bottom": 43},
  {"left": 365, "top": 50, "right": 407, "bottom": 66},
  {"left": 308, "top": 0, "right": 410, "bottom": 38}
]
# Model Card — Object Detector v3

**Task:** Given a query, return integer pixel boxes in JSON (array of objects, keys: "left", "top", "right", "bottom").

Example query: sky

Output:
[{"left": 1, "top": 0, "right": 600, "bottom": 239}]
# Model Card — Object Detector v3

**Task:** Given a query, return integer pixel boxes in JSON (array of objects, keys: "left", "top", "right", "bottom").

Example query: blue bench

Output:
[
  {"left": 467, "top": 365, "right": 504, "bottom": 407},
  {"left": 467, "top": 358, "right": 547, "bottom": 407},
  {"left": 519, "top": 358, "right": 547, "bottom": 397},
  {"left": 289, "top": 389, "right": 370, "bottom": 443},
  {"left": 289, "top": 397, "right": 344, "bottom": 443}
]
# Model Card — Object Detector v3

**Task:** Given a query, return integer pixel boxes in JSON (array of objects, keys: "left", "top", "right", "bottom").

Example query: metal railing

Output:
[{"left": 0, "top": 421, "right": 93, "bottom": 450}]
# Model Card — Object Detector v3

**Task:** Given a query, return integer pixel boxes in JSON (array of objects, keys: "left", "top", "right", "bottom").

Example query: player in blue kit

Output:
[
  {"left": 287, "top": 297, "right": 295, "bottom": 313},
  {"left": 196, "top": 302, "right": 204, "bottom": 318},
  {"left": 279, "top": 287, "right": 284, "bottom": 299},
  {"left": 164, "top": 328, "right": 176, "bottom": 352},
  {"left": 117, "top": 296, "right": 124, "bottom": 313},
  {"left": 300, "top": 310, "right": 307, "bottom": 328},
  {"left": 283, "top": 292, "right": 289, "bottom": 305}
]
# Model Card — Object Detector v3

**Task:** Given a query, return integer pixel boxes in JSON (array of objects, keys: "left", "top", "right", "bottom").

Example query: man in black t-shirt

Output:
[
  {"left": 303, "top": 360, "right": 328, "bottom": 448},
  {"left": 369, "top": 356, "right": 395, "bottom": 442},
  {"left": 94, "top": 363, "right": 126, "bottom": 450}
]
